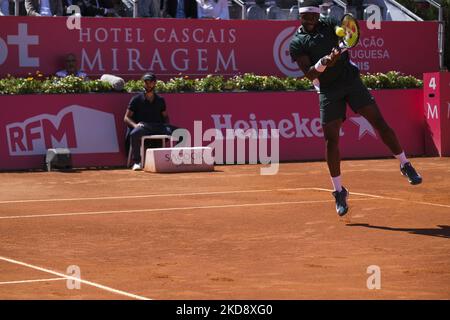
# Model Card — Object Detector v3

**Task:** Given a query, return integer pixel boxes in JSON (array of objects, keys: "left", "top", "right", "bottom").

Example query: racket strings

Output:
[{"left": 340, "top": 16, "right": 359, "bottom": 48}]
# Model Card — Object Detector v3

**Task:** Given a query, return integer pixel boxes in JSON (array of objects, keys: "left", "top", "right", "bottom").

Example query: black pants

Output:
[{"left": 128, "top": 123, "right": 180, "bottom": 163}]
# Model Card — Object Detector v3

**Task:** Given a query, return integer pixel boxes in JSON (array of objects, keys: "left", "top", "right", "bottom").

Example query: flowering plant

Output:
[{"left": 0, "top": 72, "right": 422, "bottom": 95}]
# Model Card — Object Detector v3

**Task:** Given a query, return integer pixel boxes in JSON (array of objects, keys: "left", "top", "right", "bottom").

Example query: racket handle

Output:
[{"left": 336, "top": 43, "right": 348, "bottom": 53}]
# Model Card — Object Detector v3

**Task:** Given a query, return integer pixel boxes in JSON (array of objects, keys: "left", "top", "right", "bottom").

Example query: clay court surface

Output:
[{"left": 0, "top": 157, "right": 449, "bottom": 300}]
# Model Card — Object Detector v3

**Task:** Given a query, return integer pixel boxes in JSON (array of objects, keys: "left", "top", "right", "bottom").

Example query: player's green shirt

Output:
[{"left": 289, "top": 17, "right": 359, "bottom": 92}]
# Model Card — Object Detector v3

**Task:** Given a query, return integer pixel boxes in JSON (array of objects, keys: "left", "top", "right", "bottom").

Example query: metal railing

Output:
[
  {"left": 387, "top": 0, "right": 444, "bottom": 70},
  {"left": 133, "top": 0, "right": 138, "bottom": 18},
  {"left": 15, "top": 0, "right": 19, "bottom": 16},
  {"left": 385, "top": 0, "right": 424, "bottom": 21},
  {"left": 231, "top": 0, "right": 246, "bottom": 20},
  {"left": 331, "top": 0, "right": 346, "bottom": 10},
  {"left": 427, "top": 0, "right": 445, "bottom": 70}
]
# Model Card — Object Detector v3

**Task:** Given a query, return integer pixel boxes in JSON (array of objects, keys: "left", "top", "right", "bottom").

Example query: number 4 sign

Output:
[{"left": 423, "top": 72, "right": 450, "bottom": 156}]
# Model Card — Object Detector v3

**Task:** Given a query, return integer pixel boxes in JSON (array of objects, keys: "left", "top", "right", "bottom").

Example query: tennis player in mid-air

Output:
[{"left": 289, "top": 0, "right": 422, "bottom": 217}]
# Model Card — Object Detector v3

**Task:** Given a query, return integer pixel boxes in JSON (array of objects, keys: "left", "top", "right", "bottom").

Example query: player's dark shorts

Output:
[{"left": 319, "top": 76, "right": 375, "bottom": 124}]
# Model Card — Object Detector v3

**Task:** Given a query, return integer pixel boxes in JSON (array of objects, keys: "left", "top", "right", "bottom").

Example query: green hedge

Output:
[
  {"left": 0, "top": 73, "right": 113, "bottom": 94},
  {"left": 0, "top": 72, "right": 422, "bottom": 95}
]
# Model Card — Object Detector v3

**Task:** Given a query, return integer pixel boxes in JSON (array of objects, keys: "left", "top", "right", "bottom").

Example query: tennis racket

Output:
[{"left": 335, "top": 13, "right": 360, "bottom": 53}]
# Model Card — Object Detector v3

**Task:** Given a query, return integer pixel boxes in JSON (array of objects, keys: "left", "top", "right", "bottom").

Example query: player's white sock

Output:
[
  {"left": 395, "top": 151, "right": 409, "bottom": 167},
  {"left": 331, "top": 176, "right": 342, "bottom": 192}
]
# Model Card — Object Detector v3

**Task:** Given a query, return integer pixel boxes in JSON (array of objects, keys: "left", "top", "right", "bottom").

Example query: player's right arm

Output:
[
  {"left": 295, "top": 50, "right": 341, "bottom": 81},
  {"left": 290, "top": 34, "right": 341, "bottom": 81},
  {"left": 295, "top": 54, "right": 322, "bottom": 81}
]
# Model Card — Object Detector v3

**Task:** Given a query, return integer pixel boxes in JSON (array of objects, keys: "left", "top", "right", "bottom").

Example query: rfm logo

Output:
[
  {"left": 7, "top": 105, "right": 120, "bottom": 156},
  {"left": 0, "top": 23, "right": 39, "bottom": 67},
  {"left": 7, "top": 112, "right": 77, "bottom": 155}
]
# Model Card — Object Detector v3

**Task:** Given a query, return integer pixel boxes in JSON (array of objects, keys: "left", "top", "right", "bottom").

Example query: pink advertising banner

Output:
[
  {"left": 0, "top": 90, "right": 424, "bottom": 170},
  {"left": 0, "top": 16, "right": 439, "bottom": 80}
]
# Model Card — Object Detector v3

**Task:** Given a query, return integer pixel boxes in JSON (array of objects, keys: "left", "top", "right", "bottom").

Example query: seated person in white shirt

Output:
[
  {"left": 25, "top": 0, "right": 63, "bottom": 16},
  {"left": 196, "top": 0, "right": 229, "bottom": 19},
  {"left": 56, "top": 53, "right": 88, "bottom": 79}
]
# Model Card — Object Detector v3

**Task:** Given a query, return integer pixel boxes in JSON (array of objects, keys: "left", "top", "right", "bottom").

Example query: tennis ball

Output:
[{"left": 335, "top": 27, "right": 345, "bottom": 38}]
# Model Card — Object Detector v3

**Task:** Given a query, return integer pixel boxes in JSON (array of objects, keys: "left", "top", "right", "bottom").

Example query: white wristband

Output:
[{"left": 314, "top": 59, "right": 327, "bottom": 73}]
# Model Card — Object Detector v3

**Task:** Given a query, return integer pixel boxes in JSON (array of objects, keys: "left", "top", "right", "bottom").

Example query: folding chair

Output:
[{"left": 127, "top": 135, "right": 178, "bottom": 168}]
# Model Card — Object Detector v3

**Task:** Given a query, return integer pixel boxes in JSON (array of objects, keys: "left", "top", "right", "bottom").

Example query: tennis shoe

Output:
[
  {"left": 400, "top": 162, "right": 422, "bottom": 185},
  {"left": 132, "top": 163, "right": 142, "bottom": 171},
  {"left": 332, "top": 187, "right": 349, "bottom": 217}
]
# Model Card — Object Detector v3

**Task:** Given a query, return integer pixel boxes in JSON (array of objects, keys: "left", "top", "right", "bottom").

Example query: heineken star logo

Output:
[{"left": 350, "top": 116, "right": 377, "bottom": 140}]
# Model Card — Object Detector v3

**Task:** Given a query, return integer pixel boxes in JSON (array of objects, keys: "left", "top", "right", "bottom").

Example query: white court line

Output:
[
  {"left": 1, "top": 186, "right": 447, "bottom": 213},
  {"left": 0, "top": 198, "right": 375, "bottom": 220},
  {"left": 311, "top": 188, "right": 450, "bottom": 209},
  {"left": 0, "top": 278, "right": 65, "bottom": 285},
  {"left": 0, "top": 188, "right": 317, "bottom": 205},
  {"left": 0, "top": 256, "right": 151, "bottom": 300}
]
